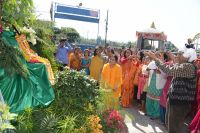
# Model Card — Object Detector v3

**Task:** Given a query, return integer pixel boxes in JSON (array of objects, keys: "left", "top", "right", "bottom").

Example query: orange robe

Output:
[
  {"left": 121, "top": 60, "right": 137, "bottom": 107},
  {"left": 101, "top": 63, "right": 122, "bottom": 110},
  {"left": 69, "top": 53, "right": 81, "bottom": 71},
  {"left": 133, "top": 61, "right": 140, "bottom": 86}
]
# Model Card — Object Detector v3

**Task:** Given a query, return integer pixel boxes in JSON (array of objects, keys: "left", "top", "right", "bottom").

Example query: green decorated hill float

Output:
[{"left": 0, "top": 30, "right": 55, "bottom": 113}]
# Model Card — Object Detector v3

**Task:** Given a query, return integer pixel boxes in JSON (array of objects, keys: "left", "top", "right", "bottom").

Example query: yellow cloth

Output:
[
  {"left": 89, "top": 56, "right": 104, "bottom": 81},
  {"left": 15, "top": 34, "right": 55, "bottom": 85},
  {"left": 101, "top": 63, "right": 122, "bottom": 98}
]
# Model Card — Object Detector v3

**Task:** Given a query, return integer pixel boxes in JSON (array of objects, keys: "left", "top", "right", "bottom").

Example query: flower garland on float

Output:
[{"left": 15, "top": 32, "right": 55, "bottom": 85}]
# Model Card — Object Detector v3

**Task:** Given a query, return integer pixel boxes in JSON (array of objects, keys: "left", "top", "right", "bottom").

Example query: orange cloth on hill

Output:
[
  {"left": 15, "top": 34, "right": 55, "bottom": 85},
  {"left": 101, "top": 63, "right": 122, "bottom": 98},
  {"left": 69, "top": 53, "right": 81, "bottom": 70},
  {"left": 121, "top": 60, "right": 137, "bottom": 107}
]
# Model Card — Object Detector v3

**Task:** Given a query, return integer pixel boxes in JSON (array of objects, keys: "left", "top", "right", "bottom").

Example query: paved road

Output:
[
  {"left": 121, "top": 106, "right": 190, "bottom": 133},
  {"left": 122, "top": 106, "right": 167, "bottom": 133}
]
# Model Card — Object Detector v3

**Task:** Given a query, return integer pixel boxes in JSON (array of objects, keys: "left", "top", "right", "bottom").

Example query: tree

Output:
[
  {"left": 31, "top": 20, "right": 59, "bottom": 72},
  {"left": 58, "top": 27, "right": 80, "bottom": 43},
  {"left": 126, "top": 41, "right": 136, "bottom": 48},
  {"left": 0, "top": 0, "right": 35, "bottom": 28},
  {"left": 193, "top": 33, "right": 200, "bottom": 41},
  {"left": 164, "top": 41, "right": 178, "bottom": 51},
  {"left": 32, "top": 20, "right": 55, "bottom": 44}
]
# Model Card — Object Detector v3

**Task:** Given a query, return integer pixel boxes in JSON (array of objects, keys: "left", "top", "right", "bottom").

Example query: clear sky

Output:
[{"left": 34, "top": 0, "right": 200, "bottom": 48}]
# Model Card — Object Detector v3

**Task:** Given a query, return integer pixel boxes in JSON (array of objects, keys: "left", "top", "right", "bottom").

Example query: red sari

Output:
[
  {"left": 197, "top": 70, "right": 200, "bottom": 109},
  {"left": 120, "top": 58, "right": 137, "bottom": 107},
  {"left": 189, "top": 109, "right": 200, "bottom": 133},
  {"left": 189, "top": 70, "right": 200, "bottom": 133}
]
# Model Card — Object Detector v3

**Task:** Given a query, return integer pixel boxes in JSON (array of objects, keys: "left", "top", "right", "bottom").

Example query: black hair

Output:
[
  {"left": 124, "top": 49, "right": 132, "bottom": 58},
  {"left": 120, "top": 50, "right": 124, "bottom": 56},
  {"left": 84, "top": 49, "right": 89, "bottom": 56},
  {"left": 94, "top": 48, "right": 99, "bottom": 56},
  {"left": 111, "top": 49, "right": 115, "bottom": 54},
  {"left": 114, "top": 55, "right": 118, "bottom": 62},
  {"left": 163, "top": 52, "right": 169, "bottom": 62},
  {"left": 140, "top": 51, "right": 145, "bottom": 62}
]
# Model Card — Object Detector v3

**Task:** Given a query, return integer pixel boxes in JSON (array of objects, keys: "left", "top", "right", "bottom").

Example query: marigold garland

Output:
[
  {"left": 88, "top": 115, "right": 103, "bottom": 133},
  {"left": 15, "top": 34, "right": 55, "bottom": 84}
]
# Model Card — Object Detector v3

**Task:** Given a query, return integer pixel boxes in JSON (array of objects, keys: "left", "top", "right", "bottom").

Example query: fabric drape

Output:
[
  {"left": 0, "top": 31, "right": 55, "bottom": 113},
  {"left": 89, "top": 56, "right": 104, "bottom": 81}
]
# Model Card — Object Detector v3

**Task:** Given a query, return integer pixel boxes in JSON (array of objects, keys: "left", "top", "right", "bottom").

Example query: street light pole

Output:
[{"left": 105, "top": 10, "right": 108, "bottom": 46}]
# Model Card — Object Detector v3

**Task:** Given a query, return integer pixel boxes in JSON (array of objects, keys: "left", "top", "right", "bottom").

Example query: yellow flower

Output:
[{"left": 87, "top": 115, "right": 103, "bottom": 133}]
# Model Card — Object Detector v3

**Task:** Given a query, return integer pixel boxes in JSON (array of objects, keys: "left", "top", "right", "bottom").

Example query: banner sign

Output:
[{"left": 51, "top": 3, "right": 100, "bottom": 23}]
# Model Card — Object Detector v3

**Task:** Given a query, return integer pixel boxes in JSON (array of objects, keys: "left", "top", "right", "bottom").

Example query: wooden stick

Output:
[{"left": 12, "top": 25, "right": 21, "bottom": 35}]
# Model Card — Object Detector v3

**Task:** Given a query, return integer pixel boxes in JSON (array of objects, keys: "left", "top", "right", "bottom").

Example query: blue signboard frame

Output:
[
  {"left": 51, "top": 2, "right": 100, "bottom": 44},
  {"left": 52, "top": 3, "right": 100, "bottom": 23}
]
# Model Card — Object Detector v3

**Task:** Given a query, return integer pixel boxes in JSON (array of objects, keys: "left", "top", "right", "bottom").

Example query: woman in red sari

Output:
[
  {"left": 120, "top": 49, "right": 137, "bottom": 107},
  {"left": 189, "top": 110, "right": 200, "bottom": 133},
  {"left": 189, "top": 59, "right": 200, "bottom": 133}
]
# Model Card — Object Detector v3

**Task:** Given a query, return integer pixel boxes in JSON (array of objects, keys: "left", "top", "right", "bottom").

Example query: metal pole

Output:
[
  {"left": 97, "top": 10, "right": 100, "bottom": 45},
  {"left": 53, "top": 2, "right": 56, "bottom": 22},
  {"left": 105, "top": 10, "right": 108, "bottom": 46}
]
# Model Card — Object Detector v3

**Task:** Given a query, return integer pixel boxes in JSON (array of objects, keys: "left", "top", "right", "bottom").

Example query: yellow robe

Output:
[
  {"left": 101, "top": 63, "right": 122, "bottom": 98},
  {"left": 89, "top": 56, "right": 104, "bottom": 81},
  {"left": 15, "top": 34, "right": 55, "bottom": 85},
  {"left": 100, "top": 63, "right": 122, "bottom": 110}
]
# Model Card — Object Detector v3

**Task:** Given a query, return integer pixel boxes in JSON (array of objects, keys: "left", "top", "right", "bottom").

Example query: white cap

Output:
[{"left": 147, "top": 61, "right": 157, "bottom": 69}]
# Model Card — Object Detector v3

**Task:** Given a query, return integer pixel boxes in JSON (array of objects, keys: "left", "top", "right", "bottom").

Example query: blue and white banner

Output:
[{"left": 51, "top": 3, "right": 100, "bottom": 23}]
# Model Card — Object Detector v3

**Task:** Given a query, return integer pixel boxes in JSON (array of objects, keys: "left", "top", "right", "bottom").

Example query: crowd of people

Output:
[{"left": 55, "top": 38, "right": 200, "bottom": 133}]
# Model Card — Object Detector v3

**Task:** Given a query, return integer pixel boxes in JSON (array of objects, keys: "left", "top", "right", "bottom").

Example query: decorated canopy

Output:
[{"left": 136, "top": 22, "right": 167, "bottom": 41}]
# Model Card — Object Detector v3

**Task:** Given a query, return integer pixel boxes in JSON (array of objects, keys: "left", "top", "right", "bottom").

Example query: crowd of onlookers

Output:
[{"left": 55, "top": 38, "right": 200, "bottom": 133}]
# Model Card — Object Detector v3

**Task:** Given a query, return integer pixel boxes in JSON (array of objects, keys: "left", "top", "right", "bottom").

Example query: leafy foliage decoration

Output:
[
  {"left": 54, "top": 69, "right": 100, "bottom": 114},
  {"left": 0, "top": 37, "right": 29, "bottom": 78},
  {"left": 31, "top": 20, "right": 60, "bottom": 73},
  {"left": 0, "top": 0, "right": 35, "bottom": 27},
  {"left": 0, "top": 102, "right": 17, "bottom": 132}
]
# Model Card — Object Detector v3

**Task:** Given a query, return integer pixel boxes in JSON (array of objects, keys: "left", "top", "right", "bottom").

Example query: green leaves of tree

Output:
[
  {"left": 0, "top": 0, "right": 35, "bottom": 27},
  {"left": 55, "top": 27, "right": 80, "bottom": 43}
]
